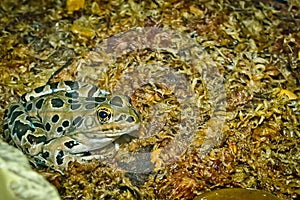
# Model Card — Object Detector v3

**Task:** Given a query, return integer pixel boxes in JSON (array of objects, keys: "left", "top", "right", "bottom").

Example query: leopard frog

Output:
[{"left": 2, "top": 81, "right": 140, "bottom": 170}]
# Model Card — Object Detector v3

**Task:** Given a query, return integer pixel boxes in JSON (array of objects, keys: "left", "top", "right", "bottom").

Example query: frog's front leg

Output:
[
  {"left": 37, "top": 136, "right": 109, "bottom": 170},
  {"left": 38, "top": 135, "right": 119, "bottom": 170},
  {"left": 34, "top": 136, "right": 83, "bottom": 170}
]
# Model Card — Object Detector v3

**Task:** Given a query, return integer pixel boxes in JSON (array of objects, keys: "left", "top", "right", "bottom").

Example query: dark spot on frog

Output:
[
  {"left": 34, "top": 85, "right": 45, "bottom": 93},
  {"left": 126, "top": 116, "right": 135, "bottom": 123},
  {"left": 32, "top": 122, "right": 44, "bottom": 129},
  {"left": 27, "top": 134, "right": 47, "bottom": 144},
  {"left": 36, "top": 115, "right": 42, "bottom": 122},
  {"left": 85, "top": 96, "right": 106, "bottom": 102},
  {"left": 45, "top": 122, "right": 51, "bottom": 131},
  {"left": 85, "top": 103, "right": 98, "bottom": 109},
  {"left": 21, "top": 94, "right": 27, "bottom": 102},
  {"left": 65, "top": 81, "right": 79, "bottom": 90},
  {"left": 57, "top": 126, "right": 63, "bottom": 133},
  {"left": 65, "top": 91, "right": 79, "bottom": 98},
  {"left": 6, "top": 104, "right": 19, "bottom": 119},
  {"left": 26, "top": 103, "right": 33, "bottom": 111},
  {"left": 97, "top": 97, "right": 107, "bottom": 102},
  {"left": 12, "top": 120, "right": 34, "bottom": 141},
  {"left": 56, "top": 150, "right": 64, "bottom": 165},
  {"left": 49, "top": 82, "right": 59, "bottom": 89},
  {"left": 88, "top": 85, "right": 98, "bottom": 97},
  {"left": 67, "top": 99, "right": 79, "bottom": 104},
  {"left": 71, "top": 103, "right": 81, "bottom": 110},
  {"left": 72, "top": 116, "right": 83, "bottom": 127},
  {"left": 81, "top": 151, "right": 92, "bottom": 156},
  {"left": 51, "top": 98, "right": 64, "bottom": 108},
  {"left": 64, "top": 140, "right": 79, "bottom": 149},
  {"left": 51, "top": 114, "right": 59, "bottom": 123},
  {"left": 41, "top": 151, "right": 50, "bottom": 159},
  {"left": 35, "top": 98, "right": 45, "bottom": 109},
  {"left": 110, "top": 96, "right": 124, "bottom": 107},
  {"left": 115, "top": 115, "right": 125, "bottom": 122},
  {"left": 25, "top": 116, "right": 32, "bottom": 121},
  {"left": 9, "top": 111, "right": 24, "bottom": 125},
  {"left": 62, "top": 120, "right": 70, "bottom": 127}
]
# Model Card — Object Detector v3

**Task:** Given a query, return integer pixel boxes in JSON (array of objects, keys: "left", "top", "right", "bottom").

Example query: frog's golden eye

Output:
[{"left": 96, "top": 107, "right": 112, "bottom": 123}]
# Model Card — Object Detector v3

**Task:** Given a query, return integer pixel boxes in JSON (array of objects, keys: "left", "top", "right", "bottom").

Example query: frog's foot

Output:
[{"left": 32, "top": 136, "right": 84, "bottom": 171}]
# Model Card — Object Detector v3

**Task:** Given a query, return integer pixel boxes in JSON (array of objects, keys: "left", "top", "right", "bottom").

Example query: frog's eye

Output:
[
  {"left": 99, "top": 111, "right": 108, "bottom": 118},
  {"left": 96, "top": 107, "right": 112, "bottom": 123}
]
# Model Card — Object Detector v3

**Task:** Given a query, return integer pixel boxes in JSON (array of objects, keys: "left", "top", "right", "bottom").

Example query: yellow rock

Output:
[
  {"left": 194, "top": 188, "right": 280, "bottom": 200},
  {"left": 277, "top": 89, "right": 298, "bottom": 100},
  {"left": 66, "top": 0, "right": 85, "bottom": 13}
]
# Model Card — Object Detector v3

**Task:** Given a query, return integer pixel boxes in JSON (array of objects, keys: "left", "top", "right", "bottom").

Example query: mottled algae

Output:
[{"left": 0, "top": 0, "right": 299, "bottom": 200}]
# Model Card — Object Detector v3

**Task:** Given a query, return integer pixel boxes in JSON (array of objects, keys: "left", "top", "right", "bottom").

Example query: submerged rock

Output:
[
  {"left": 194, "top": 188, "right": 281, "bottom": 200},
  {"left": 0, "top": 140, "right": 60, "bottom": 200}
]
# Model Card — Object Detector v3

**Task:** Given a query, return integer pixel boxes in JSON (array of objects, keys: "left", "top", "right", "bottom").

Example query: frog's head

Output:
[
  {"left": 95, "top": 95, "right": 141, "bottom": 137},
  {"left": 68, "top": 94, "right": 141, "bottom": 152}
]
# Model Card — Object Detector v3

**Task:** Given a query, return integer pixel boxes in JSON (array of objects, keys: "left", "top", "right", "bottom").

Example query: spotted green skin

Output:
[{"left": 2, "top": 81, "right": 140, "bottom": 170}]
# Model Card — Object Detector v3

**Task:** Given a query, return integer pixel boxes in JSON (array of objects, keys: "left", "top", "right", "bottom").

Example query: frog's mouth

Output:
[
  {"left": 69, "top": 123, "right": 140, "bottom": 153},
  {"left": 82, "top": 123, "right": 140, "bottom": 137}
]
